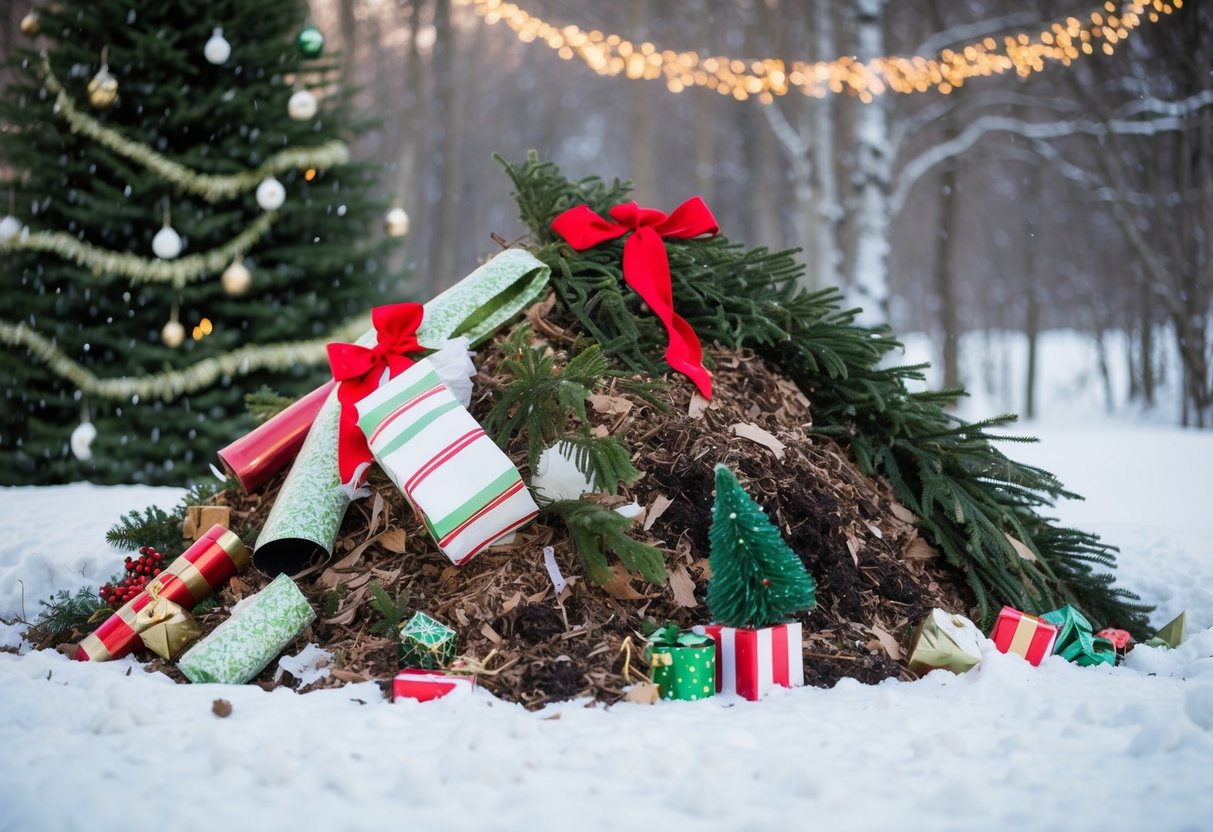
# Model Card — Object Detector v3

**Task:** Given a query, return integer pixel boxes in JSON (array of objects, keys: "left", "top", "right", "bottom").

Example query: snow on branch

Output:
[{"left": 890, "top": 107, "right": 1212, "bottom": 214}]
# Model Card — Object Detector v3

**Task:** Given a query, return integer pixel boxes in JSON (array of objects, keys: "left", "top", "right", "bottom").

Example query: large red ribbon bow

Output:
[
  {"left": 327, "top": 302, "right": 425, "bottom": 488},
  {"left": 551, "top": 197, "right": 719, "bottom": 398}
]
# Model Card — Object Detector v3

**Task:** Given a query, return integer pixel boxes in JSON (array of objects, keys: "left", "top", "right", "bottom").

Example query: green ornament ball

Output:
[{"left": 297, "top": 25, "right": 325, "bottom": 58}]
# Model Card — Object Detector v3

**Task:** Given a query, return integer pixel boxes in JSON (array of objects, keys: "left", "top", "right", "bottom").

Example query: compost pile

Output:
[{"left": 139, "top": 305, "right": 972, "bottom": 708}]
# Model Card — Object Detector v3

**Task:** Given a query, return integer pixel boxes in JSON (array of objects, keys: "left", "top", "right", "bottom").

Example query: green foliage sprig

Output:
[
  {"left": 367, "top": 580, "right": 411, "bottom": 638},
  {"left": 546, "top": 500, "right": 666, "bottom": 586}
]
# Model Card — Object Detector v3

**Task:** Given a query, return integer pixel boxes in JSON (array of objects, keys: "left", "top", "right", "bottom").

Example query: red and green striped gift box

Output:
[{"left": 356, "top": 358, "right": 538, "bottom": 565}]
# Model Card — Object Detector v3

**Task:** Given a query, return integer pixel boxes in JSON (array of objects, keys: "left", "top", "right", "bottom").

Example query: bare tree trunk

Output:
[
  {"left": 628, "top": 0, "right": 656, "bottom": 204},
  {"left": 429, "top": 0, "right": 460, "bottom": 290},
  {"left": 849, "top": 0, "right": 891, "bottom": 324},
  {"left": 338, "top": 0, "right": 357, "bottom": 91},
  {"left": 1022, "top": 163, "right": 1040, "bottom": 418},
  {"left": 934, "top": 127, "right": 961, "bottom": 392},
  {"left": 809, "top": 0, "right": 840, "bottom": 289},
  {"left": 692, "top": 0, "right": 714, "bottom": 203}
]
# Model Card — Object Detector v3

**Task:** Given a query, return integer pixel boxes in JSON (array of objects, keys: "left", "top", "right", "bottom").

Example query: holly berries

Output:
[{"left": 98, "top": 546, "right": 166, "bottom": 606}]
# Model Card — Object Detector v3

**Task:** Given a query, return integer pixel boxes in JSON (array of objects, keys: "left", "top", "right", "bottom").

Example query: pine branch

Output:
[
  {"left": 245, "top": 386, "right": 296, "bottom": 423},
  {"left": 25, "top": 587, "right": 106, "bottom": 648},
  {"left": 367, "top": 580, "right": 410, "bottom": 638},
  {"left": 546, "top": 500, "right": 667, "bottom": 586},
  {"left": 551, "top": 435, "right": 642, "bottom": 497}
]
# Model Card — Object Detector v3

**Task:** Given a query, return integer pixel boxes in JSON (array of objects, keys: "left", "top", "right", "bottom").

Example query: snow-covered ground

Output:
[{"left": 1, "top": 332, "right": 1212, "bottom": 832}]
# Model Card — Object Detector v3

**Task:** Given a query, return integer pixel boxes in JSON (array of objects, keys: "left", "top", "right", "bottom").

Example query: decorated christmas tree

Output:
[
  {"left": 707, "top": 464, "right": 817, "bottom": 628},
  {"left": 0, "top": 0, "right": 399, "bottom": 485}
]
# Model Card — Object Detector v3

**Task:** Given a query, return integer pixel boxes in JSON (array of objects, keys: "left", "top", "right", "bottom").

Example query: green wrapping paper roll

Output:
[
  {"left": 253, "top": 388, "right": 348, "bottom": 577},
  {"left": 415, "top": 249, "right": 550, "bottom": 348},
  {"left": 251, "top": 250, "right": 550, "bottom": 577},
  {"left": 178, "top": 574, "right": 315, "bottom": 684}
]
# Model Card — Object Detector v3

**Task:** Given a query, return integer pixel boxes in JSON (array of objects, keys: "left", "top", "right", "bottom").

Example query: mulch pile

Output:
[{"left": 134, "top": 312, "right": 975, "bottom": 707}]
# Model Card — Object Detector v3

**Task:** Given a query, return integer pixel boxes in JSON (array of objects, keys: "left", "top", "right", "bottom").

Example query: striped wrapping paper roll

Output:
[
  {"left": 356, "top": 358, "right": 539, "bottom": 565},
  {"left": 695, "top": 622, "right": 804, "bottom": 701},
  {"left": 75, "top": 525, "right": 249, "bottom": 662},
  {"left": 990, "top": 606, "right": 1059, "bottom": 666}
]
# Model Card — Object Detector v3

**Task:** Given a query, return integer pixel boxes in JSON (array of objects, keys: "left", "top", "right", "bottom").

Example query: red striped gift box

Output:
[
  {"left": 392, "top": 669, "right": 477, "bottom": 702},
  {"left": 356, "top": 358, "right": 538, "bottom": 565},
  {"left": 990, "top": 606, "right": 1059, "bottom": 666},
  {"left": 695, "top": 622, "right": 804, "bottom": 701},
  {"left": 75, "top": 525, "right": 249, "bottom": 662}
]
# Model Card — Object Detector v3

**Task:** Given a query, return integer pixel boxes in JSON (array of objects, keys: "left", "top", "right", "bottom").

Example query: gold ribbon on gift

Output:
[
  {"left": 649, "top": 652, "right": 674, "bottom": 667},
  {"left": 132, "top": 580, "right": 202, "bottom": 660}
]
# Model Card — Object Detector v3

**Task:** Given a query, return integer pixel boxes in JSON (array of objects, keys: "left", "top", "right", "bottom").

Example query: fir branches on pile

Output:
[{"left": 497, "top": 151, "right": 1151, "bottom": 636}]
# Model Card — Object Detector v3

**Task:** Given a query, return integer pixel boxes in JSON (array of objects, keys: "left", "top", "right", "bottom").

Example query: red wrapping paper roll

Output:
[
  {"left": 75, "top": 525, "right": 250, "bottom": 662},
  {"left": 217, "top": 380, "right": 336, "bottom": 492}
]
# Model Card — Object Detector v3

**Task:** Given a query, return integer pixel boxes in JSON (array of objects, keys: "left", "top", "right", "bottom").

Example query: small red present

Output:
[
  {"left": 695, "top": 622, "right": 803, "bottom": 701},
  {"left": 990, "top": 606, "right": 1058, "bottom": 666},
  {"left": 1096, "top": 628, "right": 1132, "bottom": 650},
  {"left": 392, "top": 669, "right": 476, "bottom": 703},
  {"left": 76, "top": 525, "right": 249, "bottom": 662}
]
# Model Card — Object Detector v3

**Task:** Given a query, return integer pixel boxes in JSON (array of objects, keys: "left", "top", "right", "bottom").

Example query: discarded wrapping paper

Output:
[
  {"left": 1145, "top": 611, "right": 1187, "bottom": 649},
  {"left": 392, "top": 669, "right": 476, "bottom": 702},
  {"left": 357, "top": 359, "right": 539, "bottom": 565},
  {"left": 1041, "top": 604, "right": 1116, "bottom": 667},
  {"left": 217, "top": 381, "right": 335, "bottom": 493},
  {"left": 907, "top": 609, "right": 984, "bottom": 676},
  {"left": 76, "top": 525, "right": 248, "bottom": 662},
  {"left": 178, "top": 573, "right": 316, "bottom": 685}
]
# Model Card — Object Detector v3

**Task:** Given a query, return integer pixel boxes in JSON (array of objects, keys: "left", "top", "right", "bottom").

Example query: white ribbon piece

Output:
[{"left": 542, "top": 546, "right": 567, "bottom": 596}]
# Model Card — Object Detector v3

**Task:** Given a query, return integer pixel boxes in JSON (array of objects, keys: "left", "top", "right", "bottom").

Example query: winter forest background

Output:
[{"left": 0, "top": 0, "right": 1208, "bottom": 429}]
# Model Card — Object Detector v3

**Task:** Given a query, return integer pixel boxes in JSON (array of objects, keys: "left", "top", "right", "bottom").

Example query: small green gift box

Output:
[
  {"left": 399, "top": 611, "right": 457, "bottom": 669},
  {"left": 645, "top": 624, "right": 716, "bottom": 702},
  {"left": 1041, "top": 604, "right": 1116, "bottom": 668}
]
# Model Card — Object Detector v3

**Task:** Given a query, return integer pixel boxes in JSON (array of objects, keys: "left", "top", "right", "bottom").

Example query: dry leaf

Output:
[
  {"left": 731, "top": 422, "right": 786, "bottom": 459},
  {"left": 587, "top": 393, "right": 633, "bottom": 417},
  {"left": 863, "top": 521, "right": 883, "bottom": 540},
  {"left": 589, "top": 424, "right": 610, "bottom": 438},
  {"left": 526, "top": 589, "right": 549, "bottom": 604},
  {"left": 366, "top": 492, "right": 385, "bottom": 539},
  {"left": 668, "top": 563, "right": 699, "bottom": 608},
  {"left": 379, "top": 528, "right": 408, "bottom": 554},
  {"left": 688, "top": 392, "right": 710, "bottom": 418},
  {"left": 866, "top": 625, "right": 903, "bottom": 661},
  {"left": 324, "top": 586, "right": 369, "bottom": 626},
  {"left": 320, "top": 530, "right": 392, "bottom": 588},
  {"left": 846, "top": 534, "right": 862, "bottom": 566},
  {"left": 330, "top": 668, "right": 372, "bottom": 684},
  {"left": 1005, "top": 533, "right": 1038, "bottom": 562},
  {"left": 623, "top": 682, "right": 661, "bottom": 704},
  {"left": 643, "top": 494, "right": 674, "bottom": 532},
  {"left": 601, "top": 567, "right": 645, "bottom": 600},
  {"left": 902, "top": 536, "right": 939, "bottom": 560},
  {"left": 500, "top": 591, "right": 523, "bottom": 614},
  {"left": 888, "top": 502, "right": 918, "bottom": 524},
  {"left": 480, "top": 623, "right": 504, "bottom": 645},
  {"left": 227, "top": 575, "right": 251, "bottom": 599}
]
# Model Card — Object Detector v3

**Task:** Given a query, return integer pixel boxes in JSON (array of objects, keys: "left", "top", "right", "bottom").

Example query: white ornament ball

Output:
[
  {"left": 287, "top": 89, "right": 318, "bottom": 121},
  {"left": 161, "top": 320, "right": 185, "bottom": 348},
  {"left": 152, "top": 225, "right": 182, "bottom": 259},
  {"left": 384, "top": 206, "right": 410, "bottom": 238},
  {"left": 204, "top": 27, "right": 232, "bottom": 65},
  {"left": 70, "top": 421, "right": 98, "bottom": 462},
  {"left": 0, "top": 215, "right": 23, "bottom": 244},
  {"left": 256, "top": 177, "right": 285, "bottom": 211},
  {"left": 531, "top": 443, "right": 596, "bottom": 503},
  {"left": 221, "top": 259, "right": 252, "bottom": 296}
]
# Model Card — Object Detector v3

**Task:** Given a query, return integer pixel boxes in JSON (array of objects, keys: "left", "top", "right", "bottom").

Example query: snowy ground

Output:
[{"left": 2, "top": 333, "right": 1212, "bottom": 832}]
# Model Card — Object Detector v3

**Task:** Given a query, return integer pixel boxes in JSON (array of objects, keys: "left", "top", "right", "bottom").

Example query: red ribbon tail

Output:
[
  {"left": 335, "top": 381, "right": 376, "bottom": 494},
  {"left": 665, "top": 313, "right": 712, "bottom": 399}
]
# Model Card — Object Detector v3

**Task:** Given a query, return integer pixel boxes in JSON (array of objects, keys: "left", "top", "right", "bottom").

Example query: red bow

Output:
[
  {"left": 327, "top": 302, "right": 425, "bottom": 488},
  {"left": 551, "top": 197, "right": 718, "bottom": 398}
]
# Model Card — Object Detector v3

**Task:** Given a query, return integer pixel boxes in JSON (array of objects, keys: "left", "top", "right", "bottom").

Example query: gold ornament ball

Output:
[
  {"left": 384, "top": 206, "right": 410, "bottom": 238},
  {"left": 222, "top": 259, "right": 252, "bottom": 296},
  {"left": 88, "top": 67, "right": 119, "bottom": 109},
  {"left": 161, "top": 320, "right": 185, "bottom": 348},
  {"left": 20, "top": 11, "right": 40, "bottom": 36}
]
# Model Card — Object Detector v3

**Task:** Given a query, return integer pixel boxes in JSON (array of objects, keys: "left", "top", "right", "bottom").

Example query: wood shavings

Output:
[{"left": 731, "top": 422, "right": 786, "bottom": 459}]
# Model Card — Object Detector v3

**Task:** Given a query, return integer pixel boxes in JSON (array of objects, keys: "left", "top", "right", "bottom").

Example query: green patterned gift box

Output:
[
  {"left": 645, "top": 625, "right": 716, "bottom": 702},
  {"left": 400, "top": 612, "right": 457, "bottom": 670},
  {"left": 178, "top": 573, "right": 315, "bottom": 684}
]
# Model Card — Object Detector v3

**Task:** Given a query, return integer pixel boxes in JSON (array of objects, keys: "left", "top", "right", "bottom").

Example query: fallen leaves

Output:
[
  {"left": 667, "top": 563, "right": 699, "bottom": 608},
  {"left": 730, "top": 422, "right": 786, "bottom": 459},
  {"left": 1005, "top": 533, "right": 1038, "bottom": 562},
  {"left": 866, "top": 625, "right": 903, "bottom": 661}
]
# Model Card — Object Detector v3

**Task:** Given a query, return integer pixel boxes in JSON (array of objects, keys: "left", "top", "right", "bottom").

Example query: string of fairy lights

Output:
[{"left": 456, "top": 0, "right": 1182, "bottom": 103}]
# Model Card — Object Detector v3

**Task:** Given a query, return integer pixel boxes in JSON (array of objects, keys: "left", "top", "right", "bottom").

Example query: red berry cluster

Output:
[{"left": 98, "top": 546, "right": 165, "bottom": 606}]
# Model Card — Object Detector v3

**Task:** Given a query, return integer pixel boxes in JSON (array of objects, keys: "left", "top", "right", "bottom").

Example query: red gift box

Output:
[
  {"left": 392, "top": 669, "right": 476, "bottom": 703},
  {"left": 75, "top": 525, "right": 249, "bottom": 662},
  {"left": 217, "top": 380, "right": 336, "bottom": 492},
  {"left": 990, "top": 606, "right": 1059, "bottom": 666},
  {"left": 695, "top": 622, "right": 803, "bottom": 701}
]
